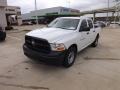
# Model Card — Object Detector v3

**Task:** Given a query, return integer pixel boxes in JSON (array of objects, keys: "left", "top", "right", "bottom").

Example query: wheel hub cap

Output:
[{"left": 68, "top": 51, "right": 75, "bottom": 64}]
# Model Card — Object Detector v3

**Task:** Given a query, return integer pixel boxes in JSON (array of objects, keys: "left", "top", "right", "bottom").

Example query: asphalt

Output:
[{"left": 0, "top": 25, "right": 120, "bottom": 90}]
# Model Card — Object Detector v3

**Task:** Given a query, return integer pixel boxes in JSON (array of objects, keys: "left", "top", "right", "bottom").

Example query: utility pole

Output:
[
  {"left": 107, "top": 0, "right": 110, "bottom": 22},
  {"left": 35, "top": 0, "right": 38, "bottom": 25},
  {"left": 68, "top": 0, "right": 71, "bottom": 14},
  {"left": 67, "top": 0, "right": 71, "bottom": 14}
]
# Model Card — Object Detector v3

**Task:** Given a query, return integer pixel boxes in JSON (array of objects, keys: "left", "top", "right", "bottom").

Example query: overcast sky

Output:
[{"left": 7, "top": 0, "right": 114, "bottom": 14}]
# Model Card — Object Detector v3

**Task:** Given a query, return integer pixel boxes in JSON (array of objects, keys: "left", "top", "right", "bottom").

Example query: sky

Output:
[{"left": 7, "top": 0, "right": 115, "bottom": 14}]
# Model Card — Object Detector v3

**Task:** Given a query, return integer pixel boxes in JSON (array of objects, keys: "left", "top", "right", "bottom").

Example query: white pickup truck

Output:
[{"left": 23, "top": 17, "right": 101, "bottom": 67}]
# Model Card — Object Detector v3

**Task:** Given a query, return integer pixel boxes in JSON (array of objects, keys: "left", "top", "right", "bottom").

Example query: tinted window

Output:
[
  {"left": 88, "top": 20, "right": 93, "bottom": 28},
  {"left": 80, "top": 19, "right": 88, "bottom": 31}
]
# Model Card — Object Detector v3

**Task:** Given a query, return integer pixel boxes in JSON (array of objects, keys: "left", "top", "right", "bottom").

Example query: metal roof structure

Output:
[
  {"left": 35, "top": 7, "right": 119, "bottom": 17},
  {"left": 80, "top": 7, "right": 117, "bottom": 15}
]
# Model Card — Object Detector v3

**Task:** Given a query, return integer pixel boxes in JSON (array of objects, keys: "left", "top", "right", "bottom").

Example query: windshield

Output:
[{"left": 48, "top": 18, "right": 80, "bottom": 30}]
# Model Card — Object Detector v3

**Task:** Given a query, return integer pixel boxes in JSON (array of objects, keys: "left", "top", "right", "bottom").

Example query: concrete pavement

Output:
[{"left": 0, "top": 26, "right": 120, "bottom": 90}]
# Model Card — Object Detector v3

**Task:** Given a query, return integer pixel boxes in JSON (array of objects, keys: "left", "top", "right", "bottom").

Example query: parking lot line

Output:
[{"left": 7, "top": 35, "right": 22, "bottom": 41}]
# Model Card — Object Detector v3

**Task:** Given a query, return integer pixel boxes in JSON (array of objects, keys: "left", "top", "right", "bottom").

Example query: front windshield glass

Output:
[{"left": 48, "top": 18, "right": 80, "bottom": 30}]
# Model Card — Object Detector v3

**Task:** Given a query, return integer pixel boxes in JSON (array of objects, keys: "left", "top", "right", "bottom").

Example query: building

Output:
[
  {"left": 0, "top": 0, "right": 22, "bottom": 29},
  {"left": 22, "top": 7, "right": 80, "bottom": 23},
  {"left": 5, "top": 6, "right": 22, "bottom": 26},
  {"left": 0, "top": 0, "right": 7, "bottom": 29}
]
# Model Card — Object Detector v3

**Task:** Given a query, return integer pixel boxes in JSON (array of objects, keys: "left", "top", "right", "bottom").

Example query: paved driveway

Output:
[{"left": 0, "top": 26, "right": 120, "bottom": 90}]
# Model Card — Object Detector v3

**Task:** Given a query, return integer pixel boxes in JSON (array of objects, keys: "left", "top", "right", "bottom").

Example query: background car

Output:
[
  {"left": 111, "top": 21, "right": 120, "bottom": 26},
  {"left": 22, "top": 21, "right": 33, "bottom": 25},
  {"left": 95, "top": 21, "right": 106, "bottom": 28}
]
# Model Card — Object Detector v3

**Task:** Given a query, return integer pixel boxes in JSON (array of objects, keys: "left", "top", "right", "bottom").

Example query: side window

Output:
[
  {"left": 80, "top": 19, "right": 88, "bottom": 31},
  {"left": 88, "top": 20, "right": 93, "bottom": 29}
]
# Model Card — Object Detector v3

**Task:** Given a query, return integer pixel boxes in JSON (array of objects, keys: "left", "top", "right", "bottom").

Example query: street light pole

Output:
[
  {"left": 107, "top": 0, "right": 110, "bottom": 22},
  {"left": 66, "top": 0, "right": 71, "bottom": 14},
  {"left": 68, "top": 0, "right": 71, "bottom": 14},
  {"left": 35, "top": 0, "right": 38, "bottom": 25}
]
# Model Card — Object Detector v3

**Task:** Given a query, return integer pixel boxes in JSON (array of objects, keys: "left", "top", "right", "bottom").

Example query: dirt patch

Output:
[{"left": 0, "top": 75, "right": 14, "bottom": 79}]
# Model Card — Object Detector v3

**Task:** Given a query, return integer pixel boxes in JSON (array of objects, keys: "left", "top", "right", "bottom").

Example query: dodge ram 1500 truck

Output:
[{"left": 23, "top": 17, "right": 101, "bottom": 67}]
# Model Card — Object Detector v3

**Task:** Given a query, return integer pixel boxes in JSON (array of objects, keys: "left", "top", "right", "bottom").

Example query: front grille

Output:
[{"left": 25, "top": 36, "right": 51, "bottom": 53}]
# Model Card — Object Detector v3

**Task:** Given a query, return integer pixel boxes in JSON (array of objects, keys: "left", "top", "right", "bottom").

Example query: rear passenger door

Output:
[
  {"left": 87, "top": 19, "right": 95, "bottom": 43},
  {"left": 79, "top": 19, "right": 90, "bottom": 50}
]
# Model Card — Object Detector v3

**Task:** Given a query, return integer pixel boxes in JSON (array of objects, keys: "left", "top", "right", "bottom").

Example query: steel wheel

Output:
[{"left": 63, "top": 46, "right": 77, "bottom": 68}]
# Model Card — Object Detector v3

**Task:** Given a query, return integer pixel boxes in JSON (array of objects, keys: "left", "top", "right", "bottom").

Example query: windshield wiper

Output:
[
  {"left": 56, "top": 27, "right": 75, "bottom": 30},
  {"left": 56, "top": 27, "right": 68, "bottom": 29}
]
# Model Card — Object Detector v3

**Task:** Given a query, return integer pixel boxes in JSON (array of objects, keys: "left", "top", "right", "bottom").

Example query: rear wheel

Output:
[
  {"left": 63, "top": 46, "right": 77, "bottom": 68},
  {"left": 0, "top": 32, "right": 6, "bottom": 41},
  {"left": 91, "top": 35, "right": 99, "bottom": 47}
]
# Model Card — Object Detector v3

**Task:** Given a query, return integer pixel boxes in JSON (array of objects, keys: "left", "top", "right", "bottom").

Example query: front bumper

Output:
[{"left": 23, "top": 44, "right": 67, "bottom": 64}]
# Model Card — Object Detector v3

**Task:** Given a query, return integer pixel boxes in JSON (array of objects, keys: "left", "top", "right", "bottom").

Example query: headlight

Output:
[{"left": 50, "top": 43, "right": 66, "bottom": 51}]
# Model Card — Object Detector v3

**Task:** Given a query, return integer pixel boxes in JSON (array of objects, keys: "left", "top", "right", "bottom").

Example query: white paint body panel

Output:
[{"left": 26, "top": 17, "right": 101, "bottom": 52}]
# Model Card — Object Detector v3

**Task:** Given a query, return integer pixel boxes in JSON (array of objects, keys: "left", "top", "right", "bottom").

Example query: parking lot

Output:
[{"left": 0, "top": 25, "right": 120, "bottom": 90}]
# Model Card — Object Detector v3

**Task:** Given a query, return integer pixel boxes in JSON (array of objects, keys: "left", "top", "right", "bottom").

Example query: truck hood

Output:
[{"left": 26, "top": 27, "right": 74, "bottom": 43}]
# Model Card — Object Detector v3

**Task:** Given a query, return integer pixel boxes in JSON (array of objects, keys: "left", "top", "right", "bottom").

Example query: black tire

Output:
[
  {"left": 63, "top": 46, "right": 77, "bottom": 68},
  {"left": 0, "top": 33, "right": 6, "bottom": 41},
  {"left": 91, "top": 35, "right": 99, "bottom": 47},
  {"left": 1, "top": 38, "right": 5, "bottom": 41}
]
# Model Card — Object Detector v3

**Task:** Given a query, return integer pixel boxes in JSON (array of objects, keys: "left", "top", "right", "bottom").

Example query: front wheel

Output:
[{"left": 63, "top": 47, "right": 77, "bottom": 68}]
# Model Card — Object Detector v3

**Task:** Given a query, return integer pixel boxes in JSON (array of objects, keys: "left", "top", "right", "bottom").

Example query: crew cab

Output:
[
  {"left": 23, "top": 17, "right": 101, "bottom": 67},
  {"left": 0, "top": 26, "right": 6, "bottom": 41}
]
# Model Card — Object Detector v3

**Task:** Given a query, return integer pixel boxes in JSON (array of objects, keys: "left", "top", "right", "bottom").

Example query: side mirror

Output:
[{"left": 80, "top": 27, "right": 90, "bottom": 32}]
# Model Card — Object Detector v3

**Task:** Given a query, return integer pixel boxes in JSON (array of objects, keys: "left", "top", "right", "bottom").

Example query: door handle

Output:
[
  {"left": 80, "top": 38, "right": 86, "bottom": 41},
  {"left": 93, "top": 31, "right": 95, "bottom": 32}
]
